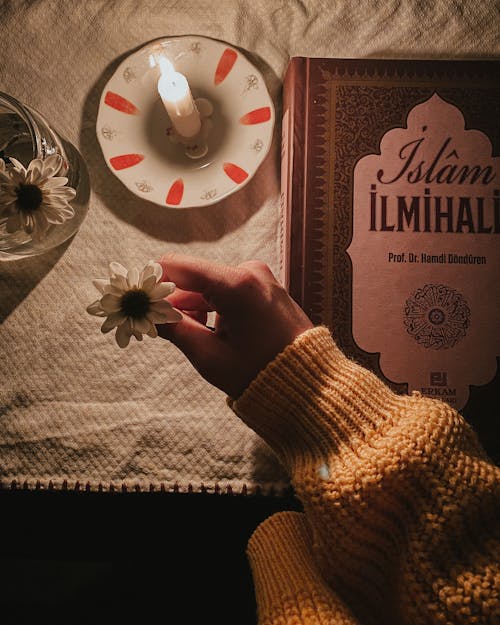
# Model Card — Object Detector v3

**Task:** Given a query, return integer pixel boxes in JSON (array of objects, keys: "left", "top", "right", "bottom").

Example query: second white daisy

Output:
[
  {"left": 87, "top": 260, "right": 182, "bottom": 348},
  {"left": 0, "top": 154, "right": 76, "bottom": 242}
]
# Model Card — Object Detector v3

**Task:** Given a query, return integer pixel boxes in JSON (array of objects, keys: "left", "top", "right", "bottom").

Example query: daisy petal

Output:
[
  {"left": 100, "top": 293, "right": 122, "bottom": 313},
  {"left": 5, "top": 213, "right": 21, "bottom": 233},
  {"left": 43, "top": 195, "right": 73, "bottom": 208},
  {"left": 140, "top": 261, "right": 156, "bottom": 283},
  {"left": 31, "top": 213, "right": 50, "bottom": 241},
  {"left": 8, "top": 157, "right": 26, "bottom": 173},
  {"left": 9, "top": 173, "right": 26, "bottom": 188},
  {"left": 26, "top": 158, "right": 44, "bottom": 181},
  {"left": 41, "top": 154, "right": 63, "bottom": 177},
  {"left": 62, "top": 187, "right": 76, "bottom": 200},
  {"left": 28, "top": 171, "right": 42, "bottom": 185},
  {"left": 132, "top": 330, "right": 143, "bottom": 341},
  {"left": 101, "top": 312, "right": 126, "bottom": 333},
  {"left": 115, "top": 319, "right": 132, "bottom": 348},
  {"left": 151, "top": 261, "right": 163, "bottom": 282},
  {"left": 149, "top": 281, "right": 175, "bottom": 301},
  {"left": 43, "top": 196, "right": 75, "bottom": 211},
  {"left": 92, "top": 279, "right": 110, "bottom": 294},
  {"left": 127, "top": 267, "right": 140, "bottom": 289},
  {"left": 110, "top": 273, "right": 128, "bottom": 291},
  {"left": 141, "top": 273, "right": 158, "bottom": 293},
  {"left": 27, "top": 158, "right": 44, "bottom": 171},
  {"left": 131, "top": 316, "right": 153, "bottom": 334},
  {"left": 63, "top": 202, "right": 75, "bottom": 216},
  {"left": 50, "top": 186, "right": 77, "bottom": 200},
  {"left": 41, "top": 176, "right": 69, "bottom": 189},
  {"left": 103, "top": 284, "right": 123, "bottom": 296},
  {"left": 150, "top": 300, "right": 178, "bottom": 315},
  {"left": 146, "top": 311, "right": 169, "bottom": 323},
  {"left": 163, "top": 307, "right": 183, "bottom": 323},
  {"left": 150, "top": 301, "right": 183, "bottom": 323},
  {"left": 23, "top": 213, "right": 35, "bottom": 234},
  {"left": 44, "top": 207, "right": 73, "bottom": 224},
  {"left": 86, "top": 300, "right": 107, "bottom": 316},
  {"left": 0, "top": 196, "right": 16, "bottom": 211},
  {"left": 109, "top": 262, "right": 128, "bottom": 278},
  {"left": 147, "top": 324, "right": 158, "bottom": 338}
]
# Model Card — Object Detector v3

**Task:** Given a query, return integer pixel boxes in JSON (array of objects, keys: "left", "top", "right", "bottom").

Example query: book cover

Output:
[{"left": 280, "top": 57, "right": 499, "bottom": 461}]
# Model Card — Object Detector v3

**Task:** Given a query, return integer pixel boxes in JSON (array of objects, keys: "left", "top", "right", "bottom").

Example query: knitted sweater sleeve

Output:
[{"left": 230, "top": 326, "right": 500, "bottom": 625}]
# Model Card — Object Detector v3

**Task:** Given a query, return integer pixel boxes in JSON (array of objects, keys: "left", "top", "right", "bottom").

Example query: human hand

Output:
[{"left": 157, "top": 253, "right": 313, "bottom": 398}]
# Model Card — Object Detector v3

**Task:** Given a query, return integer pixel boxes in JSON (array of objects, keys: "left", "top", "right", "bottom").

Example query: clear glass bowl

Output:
[{"left": 0, "top": 91, "right": 90, "bottom": 260}]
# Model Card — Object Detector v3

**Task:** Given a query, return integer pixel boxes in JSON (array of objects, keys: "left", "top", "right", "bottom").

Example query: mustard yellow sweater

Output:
[{"left": 231, "top": 326, "right": 500, "bottom": 625}]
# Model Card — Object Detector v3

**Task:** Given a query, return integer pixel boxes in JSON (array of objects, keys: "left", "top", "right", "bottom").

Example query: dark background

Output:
[{"left": 0, "top": 489, "right": 302, "bottom": 624}]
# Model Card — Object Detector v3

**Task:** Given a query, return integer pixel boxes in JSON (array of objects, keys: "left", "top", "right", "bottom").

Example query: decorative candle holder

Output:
[
  {"left": 96, "top": 36, "right": 275, "bottom": 208},
  {"left": 0, "top": 91, "right": 90, "bottom": 260}
]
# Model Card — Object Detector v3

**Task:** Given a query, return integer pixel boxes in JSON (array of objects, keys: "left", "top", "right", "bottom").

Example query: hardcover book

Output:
[{"left": 280, "top": 57, "right": 499, "bottom": 461}]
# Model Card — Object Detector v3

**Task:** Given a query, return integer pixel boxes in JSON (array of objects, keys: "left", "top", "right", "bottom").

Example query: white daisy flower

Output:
[
  {"left": 0, "top": 154, "right": 76, "bottom": 242},
  {"left": 87, "top": 260, "right": 182, "bottom": 348},
  {"left": 0, "top": 158, "right": 10, "bottom": 181}
]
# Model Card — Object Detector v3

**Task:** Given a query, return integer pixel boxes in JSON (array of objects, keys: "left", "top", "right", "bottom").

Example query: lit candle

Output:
[{"left": 157, "top": 57, "right": 201, "bottom": 139}]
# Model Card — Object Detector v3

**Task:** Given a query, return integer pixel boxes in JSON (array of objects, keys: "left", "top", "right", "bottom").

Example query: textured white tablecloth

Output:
[{"left": 0, "top": 0, "right": 498, "bottom": 493}]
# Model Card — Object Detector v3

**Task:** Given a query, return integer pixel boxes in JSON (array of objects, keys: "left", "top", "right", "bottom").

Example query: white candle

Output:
[{"left": 157, "top": 57, "right": 201, "bottom": 139}]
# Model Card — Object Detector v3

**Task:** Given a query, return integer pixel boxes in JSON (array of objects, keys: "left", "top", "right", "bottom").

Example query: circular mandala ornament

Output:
[{"left": 403, "top": 284, "right": 471, "bottom": 349}]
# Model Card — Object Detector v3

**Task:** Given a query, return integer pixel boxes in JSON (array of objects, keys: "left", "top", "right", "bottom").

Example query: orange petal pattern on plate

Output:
[
  {"left": 239, "top": 107, "right": 272, "bottom": 125},
  {"left": 214, "top": 48, "right": 238, "bottom": 85},
  {"left": 223, "top": 162, "right": 248, "bottom": 184},
  {"left": 109, "top": 154, "right": 144, "bottom": 170},
  {"left": 104, "top": 91, "right": 139, "bottom": 115},
  {"left": 166, "top": 178, "right": 184, "bottom": 205}
]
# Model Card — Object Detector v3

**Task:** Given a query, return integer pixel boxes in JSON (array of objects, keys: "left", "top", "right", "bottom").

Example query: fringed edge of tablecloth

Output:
[{"left": 0, "top": 478, "right": 293, "bottom": 497}]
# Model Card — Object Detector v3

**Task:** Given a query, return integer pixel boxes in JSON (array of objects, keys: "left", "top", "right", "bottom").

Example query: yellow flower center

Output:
[
  {"left": 120, "top": 289, "right": 151, "bottom": 319},
  {"left": 16, "top": 183, "right": 43, "bottom": 213}
]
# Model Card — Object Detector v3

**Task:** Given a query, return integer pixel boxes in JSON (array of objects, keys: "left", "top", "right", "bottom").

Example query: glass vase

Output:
[{"left": 0, "top": 91, "right": 90, "bottom": 260}]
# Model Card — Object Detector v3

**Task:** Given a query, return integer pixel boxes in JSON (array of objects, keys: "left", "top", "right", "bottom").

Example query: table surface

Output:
[{"left": 1, "top": 0, "right": 499, "bottom": 496}]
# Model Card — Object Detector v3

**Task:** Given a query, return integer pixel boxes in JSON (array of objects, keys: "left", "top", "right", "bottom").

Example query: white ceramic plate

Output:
[{"left": 96, "top": 36, "right": 275, "bottom": 208}]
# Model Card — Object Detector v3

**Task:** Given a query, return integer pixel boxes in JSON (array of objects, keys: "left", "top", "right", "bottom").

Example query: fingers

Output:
[
  {"left": 166, "top": 287, "right": 212, "bottom": 312},
  {"left": 156, "top": 312, "right": 214, "bottom": 361},
  {"left": 158, "top": 253, "right": 278, "bottom": 314},
  {"left": 159, "top": 252, "right": 240, "bottom": 298},
  {"left": 237, "top": 259, "right": 277, "bottom": 280},
  {"left": 166, "top": 287, "right": 210, "bottom": 326},
  {"left": 182, "top": 310, "right": 208, "bottom": 325}
]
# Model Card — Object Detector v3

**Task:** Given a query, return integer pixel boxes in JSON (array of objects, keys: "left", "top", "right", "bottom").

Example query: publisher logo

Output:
[
  {"left": 430, "top": 371, "right": 447, "bottom": 386},
  {"left": 421, "top": 372, "right": 457, "bottom": 404}
]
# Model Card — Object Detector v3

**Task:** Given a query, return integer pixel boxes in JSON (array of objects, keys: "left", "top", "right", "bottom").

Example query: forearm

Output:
[
  {"left": 247, "top": 511, "right": 360, "bottom": 625},
  {"left": 231, "top": 326, "right": 500, "bottom": 624}
]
